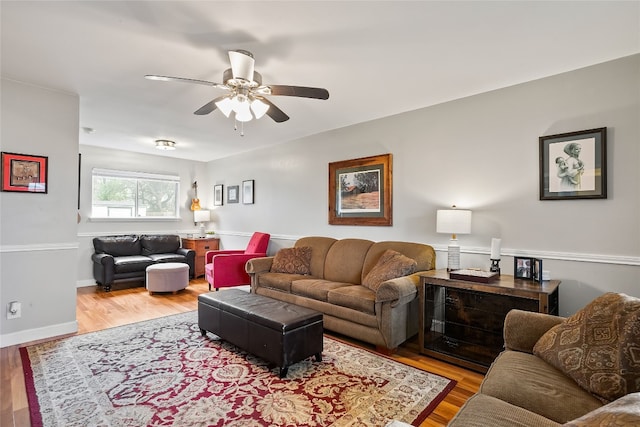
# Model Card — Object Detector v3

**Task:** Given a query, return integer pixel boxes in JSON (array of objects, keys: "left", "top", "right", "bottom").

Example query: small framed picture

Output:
[
  {"left": 1, "top": 152, "right": 48, "bottom": 193},
  {"left": 213, "top": 184, "right": 223, "bottom": 206},
  {"left": 227, "top": 185, "right": 239, "bottom": 204},
  {"left": 533, "top": 258, "right": 543, "bottom": 282},
  {"left": 514, "top": 257, "right": 533, "bottom": 279},
  {"left": 242, "top": 180, "right": 254, "bottom": 204}
]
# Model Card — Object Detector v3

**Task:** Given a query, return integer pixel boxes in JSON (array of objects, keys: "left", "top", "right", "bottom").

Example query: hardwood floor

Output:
[{"left": 1, "top": 278, "right": 482, "bottom": 427}]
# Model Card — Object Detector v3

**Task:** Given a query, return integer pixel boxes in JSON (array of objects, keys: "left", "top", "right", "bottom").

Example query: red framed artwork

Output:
[{"left": 1, "top": 152, "right": 48, "bottom": 193}]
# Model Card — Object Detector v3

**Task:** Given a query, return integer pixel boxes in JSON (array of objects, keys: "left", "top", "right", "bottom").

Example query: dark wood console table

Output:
[{"left": 419, "top": 269, "right": 560, "bottom": 373}]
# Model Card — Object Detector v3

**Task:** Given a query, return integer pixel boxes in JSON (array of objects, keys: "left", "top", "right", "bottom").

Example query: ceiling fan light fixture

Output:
[
  {"left": 235, "top": 102, "right": 253, "bottom": 122},
  {"left": 215, "top": 97, "right": 233, "bottom": 117},
  {"left": 155, "top": 139, "right": 176, "bottom": 150},
  {"left": 250, "top": 98, "right": 270, "bottom": 119}
]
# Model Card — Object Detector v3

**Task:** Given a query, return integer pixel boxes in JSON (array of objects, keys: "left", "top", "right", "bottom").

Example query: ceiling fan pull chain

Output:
[{"left": 240, "top": 121, "right": 244, "bottom": 137}]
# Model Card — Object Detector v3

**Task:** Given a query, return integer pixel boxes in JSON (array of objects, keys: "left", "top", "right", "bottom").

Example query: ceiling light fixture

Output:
[{"left": 155, "top": 139, "right": 176, "bottom": 150}]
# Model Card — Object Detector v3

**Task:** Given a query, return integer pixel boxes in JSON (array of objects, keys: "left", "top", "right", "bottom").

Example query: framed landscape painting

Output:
[
  {"left": 539, "top": 128, "right": 606, "bottom": 200},
  {"left": 328, "top": 153, "right": 392, "bottom": 226}
]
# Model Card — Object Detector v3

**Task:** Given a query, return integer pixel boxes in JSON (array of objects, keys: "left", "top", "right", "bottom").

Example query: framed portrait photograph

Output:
[
  {"left": 1, "top": 152, "right": 48, "bottom": 193},
  {"left": 328, "top": 153, "right": 392, "bottom": 226},
  {"left": 213, "top": 184, "right": 223, "bottom": 206},
  {"left": 227, "top": 185, "right": 239, "bottom": 204},
  {"left": 514, "top": 257, "right": 533, "bottom": 279},
  {"left": 539, "top": 127, "right": 606, "bottom": 200},
  {"left": 242, "top": 180, "right": 254, "bottom": 204}
]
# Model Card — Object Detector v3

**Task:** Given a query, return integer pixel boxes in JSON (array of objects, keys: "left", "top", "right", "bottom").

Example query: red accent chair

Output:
[{"left": 204, "top": 232, "right": 270, "bottom": 291}]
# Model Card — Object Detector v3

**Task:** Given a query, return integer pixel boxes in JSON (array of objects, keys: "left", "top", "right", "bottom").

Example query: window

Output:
[{"left": 91, "top": 169, "right": 180, "bottom": 219}]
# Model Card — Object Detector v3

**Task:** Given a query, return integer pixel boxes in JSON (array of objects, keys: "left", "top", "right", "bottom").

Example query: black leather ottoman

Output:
[{"left": 198, "top": 289, "right": 323, "bottom": 377}]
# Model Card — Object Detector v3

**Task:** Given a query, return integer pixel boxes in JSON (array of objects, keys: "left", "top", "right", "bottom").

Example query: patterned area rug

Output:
[{"left": 21, "top": 311, "right": 455, "bottom": 426}]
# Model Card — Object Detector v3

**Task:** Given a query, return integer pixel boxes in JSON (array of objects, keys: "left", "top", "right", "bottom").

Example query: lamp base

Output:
[
  {"left": 490, "top": 259, "right": 501, "bottom": 275},
  {"left": 447, "top": 244, "right": 461, "bottom": 271},
  {"left": 199, "top": 223, "right": 206, "bottom": 238}
]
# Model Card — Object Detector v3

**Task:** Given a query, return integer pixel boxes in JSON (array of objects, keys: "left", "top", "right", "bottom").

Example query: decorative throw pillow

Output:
[
  {"left": 270, "top": 247, "right": 312, "bottom": 275},
  {"left": 533, "top": 292, "right": 640, "bottom": 402},
  {"left": 562, "top": 392, "right": 640, "bottom": 426},
  {"left": 362, "top": 249, "right": 417, "bottom": 291}
]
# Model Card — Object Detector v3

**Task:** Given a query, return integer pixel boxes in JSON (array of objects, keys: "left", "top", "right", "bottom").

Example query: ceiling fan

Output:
[{"left": 145, "top": 50, "right": 329, "bottom": 135}]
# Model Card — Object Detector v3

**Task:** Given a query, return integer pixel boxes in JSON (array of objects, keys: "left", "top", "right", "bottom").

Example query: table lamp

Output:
[
  {"left": 436, "top": 206, "right": 472, "bottom": 271},
  {"left": 194, "top": 210, "right": 211, "bottom": 238}
]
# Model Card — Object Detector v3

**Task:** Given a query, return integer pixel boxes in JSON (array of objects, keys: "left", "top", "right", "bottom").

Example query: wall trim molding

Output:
[
  {"left": 0, "top": 242, "right": 79, "bottom": 253},
  {"left": 438, "top": 245, "right": 640, "bottom": 267},
  {"left": 0, "top": 320, "right": 78, "bottom": 348}
]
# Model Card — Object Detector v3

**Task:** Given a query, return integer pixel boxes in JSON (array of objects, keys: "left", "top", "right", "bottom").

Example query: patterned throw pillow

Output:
[
  {"left": 270, "top": 247, "right": 312, "bottom": 275},
  {"left": 362, "top": 249, "right": 417, "bottom": 291},
  {"left": 562, "top": 392, "right": 640, "bottom": 426},
  {"left": 533, "top": 292, "right": 640, "bottom": 402}
]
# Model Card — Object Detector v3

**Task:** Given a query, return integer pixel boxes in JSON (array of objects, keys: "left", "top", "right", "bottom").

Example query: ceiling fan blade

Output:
[
  {"left": 260, "top": 98, "right": 290, "bottom": 123},
  {"left": 145, "top": 75, "right": 226, "bottom": 89},
  {"left": 267, "top": 85, "right": 330, "bottom": 100},
  {"left": 228, "top": 50, "right": 255, "bottom": 81},
  {"left": 194, "top": 95, "right": 228, "bottom": 115}
]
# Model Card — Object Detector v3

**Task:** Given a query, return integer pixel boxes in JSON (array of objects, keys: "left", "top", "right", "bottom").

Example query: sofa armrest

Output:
[
  {"left": 92, "top": 253, "right": 114, "bottom": 266},
  {"left": 245, "top": 256, "right": 274, "bottom": 275},
  {"left": 375, "top": 272, "right": 420, "bottom": 304},
  {"left": 503, "top": 309, "right": 565, "bottom": 353}
]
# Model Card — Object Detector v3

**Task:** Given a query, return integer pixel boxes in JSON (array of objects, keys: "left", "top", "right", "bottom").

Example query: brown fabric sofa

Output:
[
  {"left": 449, "top": 300, "right": 640, "bottom": 427},
  {"left": 245, "top": 236, "right": 435, "bottom": 351}
]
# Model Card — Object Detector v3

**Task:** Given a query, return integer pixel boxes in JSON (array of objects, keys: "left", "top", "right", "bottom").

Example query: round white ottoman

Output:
[{"left": 146, "top": 263, "right": 189, "bottom": 295}]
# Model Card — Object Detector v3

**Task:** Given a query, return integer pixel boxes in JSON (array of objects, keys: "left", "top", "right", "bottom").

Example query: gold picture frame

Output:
[{"left": 328, "top": 153, "right": 392, "bottom": 226}]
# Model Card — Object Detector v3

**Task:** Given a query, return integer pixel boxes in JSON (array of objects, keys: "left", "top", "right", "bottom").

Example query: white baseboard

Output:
[{"left": 0, "top": 320, "right": 78, "bottom": 348}]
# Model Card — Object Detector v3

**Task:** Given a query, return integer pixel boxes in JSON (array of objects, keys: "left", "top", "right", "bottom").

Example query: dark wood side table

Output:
[
  {"left": 419, "top": 269, "right": 560, "bottom": 373},
  {"left": 181, "top": 237, "right": 220, "bottom": 278}
]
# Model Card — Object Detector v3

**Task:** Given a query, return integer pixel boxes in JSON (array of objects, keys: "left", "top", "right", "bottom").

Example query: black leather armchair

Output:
[{"left": 92, "top": 234, "right": 195, "bottom": 291}]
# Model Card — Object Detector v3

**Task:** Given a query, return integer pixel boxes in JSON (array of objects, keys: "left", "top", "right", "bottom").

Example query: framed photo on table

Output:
[
  {"left": 328, "top": 153, "right": 392, "bottom": 226},
  {"left": 539, "top": 127, "right": 606, "bottom": 200},
  {"left": 514, "top": 257, "right": 533, "bottom": 279},
  {"left": 1, "top": 152, "right": 48, "bottom": 193}
]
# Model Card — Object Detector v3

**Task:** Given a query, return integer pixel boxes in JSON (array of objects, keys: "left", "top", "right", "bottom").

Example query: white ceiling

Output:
[{"left": 2, "top": 1, "right": 639, "bottom": 162}]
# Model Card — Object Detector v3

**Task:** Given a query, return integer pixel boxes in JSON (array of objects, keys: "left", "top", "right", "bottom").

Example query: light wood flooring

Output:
[{"left": 1, "top": 278, "right": 483, "bottom": 427}]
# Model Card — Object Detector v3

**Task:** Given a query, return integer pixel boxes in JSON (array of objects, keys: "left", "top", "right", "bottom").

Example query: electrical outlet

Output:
[{"left": 7, "top": 301, "right": 21, "bottom": 319}]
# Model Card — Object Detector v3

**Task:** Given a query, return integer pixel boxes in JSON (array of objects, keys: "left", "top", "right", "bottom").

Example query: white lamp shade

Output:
[
  {"left": 235, "top": 102, "right": 253, "bottom": 122},
  {"left": 194, "top": 210, "right": 211, "bottom": 223},
  {"left": 436, "top": 209, "right": 472, "bottom": 234},
  {"left": 250, "top": 98, "right": 270, "bottom": 119},
  {"left": 215, "top": 97, "right": 233, "bottom": 117}
]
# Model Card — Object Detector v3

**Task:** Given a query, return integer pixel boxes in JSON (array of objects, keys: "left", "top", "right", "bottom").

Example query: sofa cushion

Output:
[
  {"left": 93, "top": 235, "right": 141, "bottom": 257},
  {"left": 448, "top": 393, "right": 561, "bottom": 427},
  {"left": 270, "top": 247, "right": 312, "bottom": 275},
  {"left": 480, "top": 350, "right": 603, "bottom": 423},
  {"left": 562, "top": 392, "right": 640, "bottom": 426},
  {"left": 327, "top": 285, "right": 376, "bottom": 315},
  {"left": 533, "top": 292, "right": 640, "bottom": 402},
  {"left": 323, "top": 239, "right": 374, "bottom": 284},
  {"left": 140, "top": 235, "right": 180, "bottom": 256},
  {"left": 291, "top": 279, "right": 352, "bottom": 302},
  {"left": 294, "top": 237, "right": 337, "bottom": 278},
  {"left": 147, "top": 254, "right": 187, "bottom": 263},
  {"left": 256, "top": 272, "right": 311, "bottom": 293},
  {"left": 113, "top": 255, "right": 154, "bottom": 274},
  {"left": 362, "top": 249, "right": 417, "bottom": 291}
]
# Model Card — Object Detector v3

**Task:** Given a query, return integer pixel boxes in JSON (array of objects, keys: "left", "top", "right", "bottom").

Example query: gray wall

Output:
[
  {"left": 205, "top": 55, "right": 640, "bottom": 316},
  {"left": 1, "top": 79, "right": 80, "bottom": 345}
]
